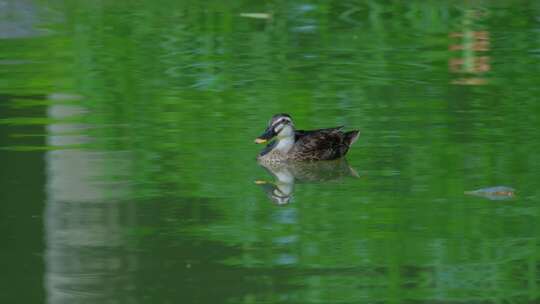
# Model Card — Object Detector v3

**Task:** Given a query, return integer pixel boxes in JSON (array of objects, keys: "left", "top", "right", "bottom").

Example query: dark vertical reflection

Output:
[
  {"left": 44, "top": 104, "right": 137, "bottom": 304},
  {"left": 0, "top": 95, "right": 45, "bottom": 303}
]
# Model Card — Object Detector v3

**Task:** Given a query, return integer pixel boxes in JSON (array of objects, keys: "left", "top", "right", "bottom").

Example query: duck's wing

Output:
[
  {"left": 294, "top": 126, "right": 344, "bottom": 141},
  {"left": 292, "top": 127, "right": 350, "bottom": 160}
]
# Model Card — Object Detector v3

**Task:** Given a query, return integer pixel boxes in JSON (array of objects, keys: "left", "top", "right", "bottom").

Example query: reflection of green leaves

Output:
[
  {"left": 129, "top": 226, "right": 158, "bottom": 237},
  {"left": 0, "top": 144, "right": 89, "bottom": 151},
  {"left": 0, "top": 117, "right": 62, "bottom": 125},
  {"left": 2, "top": 0, "right": 540, "bottom": 303}
]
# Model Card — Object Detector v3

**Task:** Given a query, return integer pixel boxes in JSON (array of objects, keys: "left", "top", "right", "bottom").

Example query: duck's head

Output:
[{"left": 254, "top": 113, "right": 295, "bottom": 144}]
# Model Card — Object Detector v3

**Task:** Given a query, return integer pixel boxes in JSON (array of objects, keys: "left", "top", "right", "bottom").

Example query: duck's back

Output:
[{"left": 292, "top": 127, "right": 359, "bottom": 161}]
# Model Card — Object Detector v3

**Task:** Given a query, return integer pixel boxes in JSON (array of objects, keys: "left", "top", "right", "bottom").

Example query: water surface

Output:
[{"left": 1, "top": 1, "right": 540, "bottom": 303}]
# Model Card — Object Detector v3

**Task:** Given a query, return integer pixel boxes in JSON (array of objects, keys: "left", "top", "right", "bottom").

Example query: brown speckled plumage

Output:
[{"left": 255, "top": 114, "right": 360, "bottom": 163}]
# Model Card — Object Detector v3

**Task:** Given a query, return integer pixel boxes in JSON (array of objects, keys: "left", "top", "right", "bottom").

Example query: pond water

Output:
[{"left": 1, "top": 1, "right": 540, "bottom": 303}]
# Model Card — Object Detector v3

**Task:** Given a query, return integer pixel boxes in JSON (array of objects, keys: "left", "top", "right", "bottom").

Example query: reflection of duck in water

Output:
[
  {"left": 256, "top": 160, "right": 359, "bottom": 205},
  {"left": 254, "top": 114, "right": 360, "bottom": 163}
]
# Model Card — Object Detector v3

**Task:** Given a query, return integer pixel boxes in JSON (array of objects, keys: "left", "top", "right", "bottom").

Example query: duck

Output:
[{"left": 254, "top": 113, "right": 360, "bottom": 163}]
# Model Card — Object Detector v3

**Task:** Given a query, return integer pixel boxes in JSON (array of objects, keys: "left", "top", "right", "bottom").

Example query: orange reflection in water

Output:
[{"left": 449, "top": 10, "right": 490, "bottom": 85}]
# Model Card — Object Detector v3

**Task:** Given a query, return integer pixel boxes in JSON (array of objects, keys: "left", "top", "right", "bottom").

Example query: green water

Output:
[{"left": 1, "top": 1, "right": 540, "bottom": 303}]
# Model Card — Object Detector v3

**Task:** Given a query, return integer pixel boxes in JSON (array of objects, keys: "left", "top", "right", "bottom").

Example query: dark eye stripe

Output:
[{"left": 272, "top": 118, "right": 291, "bottom": 127}]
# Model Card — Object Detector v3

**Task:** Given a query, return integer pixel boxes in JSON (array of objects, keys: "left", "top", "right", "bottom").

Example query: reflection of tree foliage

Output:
[{"left": 2, "top": 0, "right": 540, "bottom": 303}]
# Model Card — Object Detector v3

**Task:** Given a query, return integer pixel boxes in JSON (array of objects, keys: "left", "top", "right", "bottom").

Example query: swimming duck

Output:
[{"left": 254, "top": 113, "right": 360, "bottom": 163}]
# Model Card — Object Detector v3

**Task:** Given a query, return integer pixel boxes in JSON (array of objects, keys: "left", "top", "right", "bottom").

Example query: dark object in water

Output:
[
  {"left": 464, "top": 186, "right": 515, "bottom": 200},
  {"left": 255, "top": 113, "right": 360, "bottom": 162}
]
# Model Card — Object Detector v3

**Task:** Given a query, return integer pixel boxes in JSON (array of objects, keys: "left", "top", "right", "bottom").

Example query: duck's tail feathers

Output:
[{"left": 345, "top": 130, "right": 360, "bottom": 146}]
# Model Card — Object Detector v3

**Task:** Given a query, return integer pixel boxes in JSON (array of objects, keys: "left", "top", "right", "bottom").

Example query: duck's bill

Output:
[{"left": 254, "top": 127, "right": 275, "bottom": 144}]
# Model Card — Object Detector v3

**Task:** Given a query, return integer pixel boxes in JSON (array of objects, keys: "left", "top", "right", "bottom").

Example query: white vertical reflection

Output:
[{"left": 45, "top": 104, "right": 136, "bottom": 304}]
